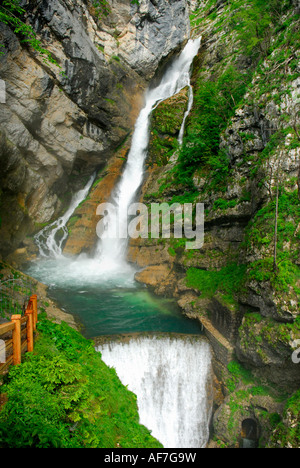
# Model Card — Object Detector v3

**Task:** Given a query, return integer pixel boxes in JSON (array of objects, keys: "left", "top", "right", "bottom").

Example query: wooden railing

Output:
[{"left": 0, "top": 295, "right": 38, "bottom": 374}]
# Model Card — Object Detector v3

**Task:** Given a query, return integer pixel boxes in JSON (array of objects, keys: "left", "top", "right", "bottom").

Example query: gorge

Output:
[
  {"left": 0, "top": 0, "right": 299, "bottom": 449},
  {"left": 24, "top": 36, "right": 212, "bottom": 449}
]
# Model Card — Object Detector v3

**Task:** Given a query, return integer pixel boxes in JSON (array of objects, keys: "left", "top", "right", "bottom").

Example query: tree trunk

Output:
[
  {"left": 273, "top": 181, "right": 279, "bottom": 272},
  {"left": 297, "top": 164, "right": 300, "bottom": 201}
]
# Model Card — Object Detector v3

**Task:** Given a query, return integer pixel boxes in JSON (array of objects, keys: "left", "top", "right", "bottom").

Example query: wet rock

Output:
[{"left": 134, "top": 264, "right": 177, "bottom": 296}]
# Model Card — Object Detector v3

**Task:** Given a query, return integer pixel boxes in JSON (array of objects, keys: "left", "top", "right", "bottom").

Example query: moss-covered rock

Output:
[{"left": 147, "top": 87, "right": 189, "bottom": 166}]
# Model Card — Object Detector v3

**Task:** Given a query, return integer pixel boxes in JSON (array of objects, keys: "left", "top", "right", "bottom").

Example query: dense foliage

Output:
[
  {"left": 186, "top": 263, "right": 247, "bottom": 303},
  {"left": 175, "top": 66, "right": 249, "bottom": 190},
  {"left": 0, "top": 315, "right": 162, "bottom": 448},
  {"left": 0, "top": 0, "right": 58, "bottom": 64},
  {"left": 173, "top": 0, "right": 297, "bottom": 192}
]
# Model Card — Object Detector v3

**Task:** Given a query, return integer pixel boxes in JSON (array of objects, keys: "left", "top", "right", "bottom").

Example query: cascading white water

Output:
[
  {"left": 33, "top": 38, "right": 200, "bottom": 276},
  {"left": 178, "top": 83, "right": 194, "bottom": 146},
  {"left": 98, "top": 335, "right": 213, "bottom": 448},
  {"left": 35, "top": 173, "right": 95, "bottom": 258},
  {"left": 96, "top": 38, "right": 201, "bottom": 272}
]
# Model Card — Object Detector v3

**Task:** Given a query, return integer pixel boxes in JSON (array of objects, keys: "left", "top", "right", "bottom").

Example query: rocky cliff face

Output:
[
  {"left": 125, "top": 0, "right": 300, "bottom": 447},
  {"left": 0, "top": 0, "right": 190, "bottom": 259}
]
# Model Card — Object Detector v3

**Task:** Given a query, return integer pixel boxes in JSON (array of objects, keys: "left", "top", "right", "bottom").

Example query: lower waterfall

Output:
[{"left": 98, "top": 335, "right": 213, "bottom": 448}]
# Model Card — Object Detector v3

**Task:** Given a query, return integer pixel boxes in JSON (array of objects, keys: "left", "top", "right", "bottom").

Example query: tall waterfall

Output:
[
  {"left": 96, "top": 38, "right": 201, "bottom": 271},
  {"left": 98, "top": 335, "right": 213, "bottom": 448},
  {"left": 34, "top": 38, "right": 200, "bottom": 268}
]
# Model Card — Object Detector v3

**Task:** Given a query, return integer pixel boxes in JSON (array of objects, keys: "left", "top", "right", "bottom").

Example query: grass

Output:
[{"left": 185, "top": 263, "right": 247, "bottom": 302}]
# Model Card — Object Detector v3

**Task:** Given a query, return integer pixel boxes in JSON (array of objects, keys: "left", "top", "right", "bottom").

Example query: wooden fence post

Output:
[
  {"left": 25, "top": 304, "right": 34, "bottom": 353},
  {"left": 11, "top": 315, "right": 21, "bottom": 365},
  {"left": 30, "top": 294, "right": 38, "bottom": 330}
]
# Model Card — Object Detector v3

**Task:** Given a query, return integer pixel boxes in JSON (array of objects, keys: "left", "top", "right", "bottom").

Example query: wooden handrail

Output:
[
  {"left": 0, "top": 295, "right": 38, "bottom": 373},
  {"left": 0, "top": 322, "right": 15, "bottom": 336}
]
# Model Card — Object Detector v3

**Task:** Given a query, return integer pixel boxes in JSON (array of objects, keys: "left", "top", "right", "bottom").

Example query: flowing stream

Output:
[{"left": 26, "top": 37, "right": 213, "bottom": 448}]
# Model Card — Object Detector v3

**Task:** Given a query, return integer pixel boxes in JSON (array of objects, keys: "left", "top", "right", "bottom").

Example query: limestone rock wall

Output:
[{"left": 0, "top": 0, "right": 190, "bottom": 258}]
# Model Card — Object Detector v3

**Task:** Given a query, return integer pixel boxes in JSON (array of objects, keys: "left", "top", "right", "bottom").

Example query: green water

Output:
[{"left": 26, "top": 258, "right": 202, "bottom": 338}]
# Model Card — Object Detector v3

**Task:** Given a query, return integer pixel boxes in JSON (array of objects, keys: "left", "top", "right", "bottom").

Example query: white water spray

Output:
[
  {"left": 98, "top": 335, "right": 212, "bottom": 448},
  {"left": 96, "top": 38, "right": 201, "bottom": 271},
  {"left": 35, "top": 173, "right": 95, "bottom": 258}
]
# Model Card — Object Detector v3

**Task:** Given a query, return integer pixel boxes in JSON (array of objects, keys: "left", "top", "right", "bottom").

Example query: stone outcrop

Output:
[
  {"left": 63, "top": 143, "right": 128, "bottom": 256},
  {"left": 97, "top": 0, "right": 190, "bottom": 79}
]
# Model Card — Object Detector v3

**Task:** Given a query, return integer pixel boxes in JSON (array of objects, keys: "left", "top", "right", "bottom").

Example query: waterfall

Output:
[
  {"left": 98, "top": 335, "right": 213, "bottom": 448},
  {"left": 96, "top": 38, "right": 201, "bottom": 271},
  {"left": 27, "top": 37, "right": 213, "bottom": 450},
  {"left": 178, "top": 83, "right": 194, "bottom": 146},
  {"left": 33, "top": 38, "right": 201, "bottom": 272},
  {"left": 35, "top": 173, "right": 95, "bottom": 258}
]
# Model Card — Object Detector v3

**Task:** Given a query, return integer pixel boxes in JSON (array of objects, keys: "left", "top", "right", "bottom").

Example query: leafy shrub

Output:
[
  {"left": 0, "top": 315, "right": 162, "bottom": 448},
  {"left": 0, "top": 0, "right": 58, "bottom": 65},
  {"left": 173, "top": 65, "right": 250, "bottom": 190}
]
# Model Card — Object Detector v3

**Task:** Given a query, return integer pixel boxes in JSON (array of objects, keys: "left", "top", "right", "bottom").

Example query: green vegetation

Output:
[
  {"left": 239, "top": 312, "right": 300, "bottom": 359},
  {"left": 174, "top": 65, "right": 250, "bottom": 190},
  {"left": 0, "top": 315, "right": 162, "bottom": 448},
  {"left": 269, "top": 390, "right": 300, "bottom": 447},
  {"left": 0, "top": 0, "right": 58, "bottom": 65},
  {"left": 171, "top": 0, "right": 298, "bottom": 195},
  {"left": 245, "top": 188, "right": 300, "bottom": 294},
  {"left": 226, "top": 360, "right": 253, "bottom": 393},
  {"left": 91, "top": 0, "right": 110, "bottom": 19},
  {"left": 0, "top": 263, "right": 36, "bottom": 320},
  {"left": 186, "top": 264, "right": 247, "bottom": 302},
  {"left": 0, "top": 0, "right": 111, "bottom": 66},
  {"left": 222, "top": 359, "right": 300, "bottom": 448},
  {"left": 147, "top": 91, "right": 187, "bottom": 167}
]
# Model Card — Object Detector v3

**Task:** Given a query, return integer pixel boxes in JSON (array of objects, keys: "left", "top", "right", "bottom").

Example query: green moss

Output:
[
  {"left": 226, "top": 360, "right": 253, "bottom": 392},
  {"left": 269, "top": 390, "right": 300, "bottom": 448},
  {"left": 173, "top": 65, "right": 250, "bottom": 190},
  {"left": 91, "top": 0, "right": 110, "bottom": 18},
  {"left": 213, "top": 198, "right": 239, "bottom": 211},
  {"left": 185, "top": 264, "right": 247, "bottom": 301},
  {"left": 147, "top": 90, "right": 188, "bottom": 167}
]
